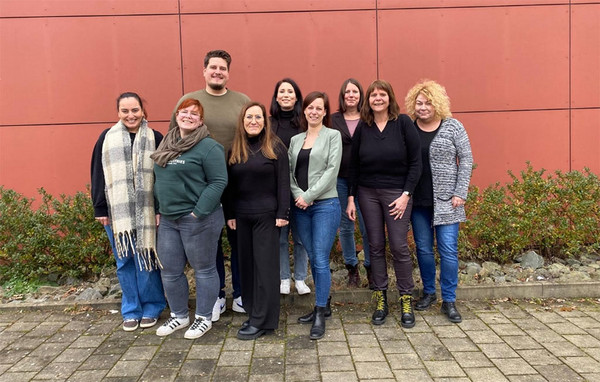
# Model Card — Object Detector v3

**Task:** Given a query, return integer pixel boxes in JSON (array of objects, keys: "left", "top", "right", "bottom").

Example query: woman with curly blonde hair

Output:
[{"left": 404, "top": 80, "right": 473, "bottom": 323}]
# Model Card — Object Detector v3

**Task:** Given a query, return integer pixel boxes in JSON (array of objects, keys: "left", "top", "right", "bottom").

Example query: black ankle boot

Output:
[
  {"left": 415, "top": 293, "right": 437, "bottom": 311},
  {"left": 399, "top": 294, "right": 416, "bottom": 328},
  {"left": 441, "top": 302, "right": 462, "bottom": 323},
  {"left": 371, "top": 290, "right": 388, "bottom": 325},
  {"left": 310, "top": 306, "right": 327, "bottom": 340},
  {"left": 298, "top": 296, "right": 332, "bottom": 323},
  {"left": 346, "top": 264, "right": 360, "bottom": 287}
]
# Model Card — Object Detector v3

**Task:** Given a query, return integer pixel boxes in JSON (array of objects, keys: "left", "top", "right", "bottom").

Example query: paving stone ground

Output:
[{"left": 0, "top": 298, "right": 599, "bottom": 381}]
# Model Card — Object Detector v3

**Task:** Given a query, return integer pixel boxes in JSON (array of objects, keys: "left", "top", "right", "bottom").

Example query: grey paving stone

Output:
[
  {"left": 350, "top": 346, "right": 386, "bottom": 362},
  {"left": 35, "top": 360, "right": 80, "bottom": 379},
  {"left": 139, "top": 367, "right": 178, "bottom": 382},
  {"left": 477, "top": 312, "right": 513, "bottom": 325},
  {"left": 4, "top": 322, "right": 38, "bottom": 332},
  {"left": 502, "top": 335, "right": 543, "bottom": 350},
  {"left": 453, "top": 351, "right": 494, "bottom": 368},
  {"left": 524, "top": 329, "right": 565, "bottom": 343},
  {"left": 70, "top": 335, "right": 107, "bottom": 348},
  {"left": 542, "top": 340, "right": 586, "bottom": 357},
  {"left": 253, "top": 342, "right": 284, "bottom": 358},
  {"left": 507, "top": 375, "right": 547, "bottom": 382},
  {"left": 84, "top": 323, "right": 118, "bottom": 335},
  {"left": 317, "top": 341, "right": 350, "bottom": 356},
  {"left": 406, "top": 332, "right": 443, "bottom": 346},
  {"left": 6, "top": 337, "right": 46, "bottom": 350},
  {"left": 187, "top": 343, "right": 222, "bottom": 359},
  {"left": 372, "top": 325, "right": 407, "bottom": 341},
  {"left": 423, "top": 360, "right": 466, "bottom": 378},
  {"left": 285, "top": 362, "right": 320, "bottom": 380},
  {"left": 415, "top": 344, "right": 454, "bottom": 361},
  {"left": 354, "top": 361, "right": 395, "bottom": 379},
  {"left": 2, "top": 349, "right": 30, "bottom": 364},
  {"left": 584, "top": 347, "right": 600, "bottom": 362},
  {"left": 432, "top": 325, "right": 467, "bottom": 338},
  {"left": 211, "top": 365, "right": 249, "bottom": 382},
  {"left": 343, "top": 323, "right": 373, "bottom": 334},
  {"left": 0, "top": 372, "right": 38, "bottom": 382},
  {"left": 28, "top": 342, "right": 69, "bottom": 358},
  {"left": 379, "top": 339, "right": 415, "bottom": 353},
  {"left": 479, "top": 343, "right": 520, "bottom": 358},
  {"left": 77, "top": 354, "right": 119, "bottom": 370},
  {"left": 510, "top": 317, "right": 548, "bottom": 330},
  {"left": 564, "top": 334, "right": 600, "bottom": 348},
  {"left": 23, "top": 323, "right": 64, "bottom": 337},
  {"left": 516, "top": 349, "right": 563, "bottom": 365},
  {"left": 393, "top": 368, "right": 434, "bottom": 381},
  {"left": 319, "top": 327, "right": 346, "bottom": 341},
  {"left": 46, "top": 330, "right": 80, "bottom": 343},
  {"left": 465, "top": 330, "right": 504, "bottom": 344},
  {"left": 528, "top": 311, "right": 566, "bottom": 324},
  {"left": 489, "top": 323, "right": 527, "bottom": 336},
  {"left": 105, "top": 360, "right": 149, "bottom": 377},
  {"left": 490, "top": 357, "right": 538, "bottom": 375},
  {"left": 561, "top": 355, "right": 600, "bottom": 373},
  {"left": 386, "top": 352, "right": 423, "bottom": 369},
  {"left": 321, "top": 371, "right": 357, "bottom": 382},
  {"left": 160, "top": 337, "right": 194, "bottom": 351},
  {"left": 8, "top": 355, "right": 52, "bottom": 372},
  {"left": 66, "top": 369, "right": 109, "bottom": 382},
  {"left": 53, "top": 347, "right": 93, "bottom": 363},
  {"left": 178, "top": 358, "right": 216, "bottom": 378},
  {"left": 285, "top": 335, "right": 316, "bottom": 350},
  {"left": 250, "top": 357, "right": 285, "bottom": 375},
  {"left": 93, "top": 340, "right": 132, "bottom": 355},
  {"left": 439, "top": 337, "right": 479, "bottom": 352},
  {"left": 131, "top": 332, "right": 165, "bottom": 346},
  {"left": 318, "top": 355, "right": 354, "bottom": 372},
  {"left": 567, "top": 316, "right": 600, "bottom": 329},
  {"left": 546, "top": 321, "right": 588, "bottom": 335},
  {"left": 534, "top": 364, "right": 585, "bottom": 381},
  {"left": 217, "top": 350, "right": 252, "bottom": 366},
  {"left": 285, "top": 348, "right": 318, "bottom": 364},
  {"left": 581, "top": 373, "right": 600, "bottom": 381},
  {"left": 346, "top": 333, "right": 380, "bottom": 348},
  {"left": 248, "top": 374, "right": 285, "bottom": 382},
  {"left": 457, "top": 319, "right": 489, "bottom": 331},
  {"left": 464, "top": 366, "right": 509, "bottom": 382}
]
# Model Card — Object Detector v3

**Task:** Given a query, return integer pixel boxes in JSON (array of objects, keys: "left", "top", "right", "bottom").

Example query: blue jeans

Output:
[
  {"left": 294, "top": 198, "right": 341, "bottom": 307},
  {"left": 279, "top": 198, "right": 308, "bottom": 281},
  {"left": 157, "top": 208, "right": 224, "bottom": 318},
  {"left": 411, "top": 206, "right": 460, "bottom": 302},
  {"left": 103, "top": 225, "right": 166, "bottom": 320},
  {"left": 336, "top": 177, "right": 370, "bottom": 267}
]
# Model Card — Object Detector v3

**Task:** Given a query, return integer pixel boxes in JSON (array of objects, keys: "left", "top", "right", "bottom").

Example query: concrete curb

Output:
[{"left": 2, "top": 281, "right": 599, "bottom": 312}]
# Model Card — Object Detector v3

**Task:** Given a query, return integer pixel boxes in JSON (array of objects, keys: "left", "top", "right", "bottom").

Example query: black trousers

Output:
[{"left": 236, "top": 211, "right": 281, "bottom": 330}]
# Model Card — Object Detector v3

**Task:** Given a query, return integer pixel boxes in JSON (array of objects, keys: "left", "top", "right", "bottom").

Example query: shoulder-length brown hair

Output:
[
  {"left": 360, "top": 80, "right": 400, "bottom": 126},
  {"left": 300, "top": 91, "right": 332, "bottom": 130},
  {"left": 229, "top": 101, "right": 280, "bottom": 165}
]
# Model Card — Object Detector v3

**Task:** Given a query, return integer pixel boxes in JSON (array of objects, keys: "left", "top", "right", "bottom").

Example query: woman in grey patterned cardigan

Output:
[{"left": 405, "top": 80, "right": 473, "bottom": 323}]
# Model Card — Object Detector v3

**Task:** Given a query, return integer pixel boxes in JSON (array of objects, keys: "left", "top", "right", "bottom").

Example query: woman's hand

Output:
[
  {"left": 276, "top": 219, "right": 289, "bottom": 227},
  {"left": 295, "top": 196, "right": 311, "bottom": 210},
  {"left": 452, "top": 196, "right": 466, "bottom": 208},
  {"left": 347, "top": 196, "right": 356, "bottom": 221},
  {"left": 388, "top": 194, "right": 410, "bottom": 220},
  {"left": 155, "top": 214, "right": 161, "bottom": 226},
  {"left": 95, "top": 216, "right": 109, "bottom": 226},
  {"left": 227, "top": 219, "right": 236, "bottom": 230}
]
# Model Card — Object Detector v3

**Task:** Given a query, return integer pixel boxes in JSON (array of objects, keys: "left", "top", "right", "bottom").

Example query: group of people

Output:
[{"left": 91, "top": 49, "right": 473, "bottom": 342}]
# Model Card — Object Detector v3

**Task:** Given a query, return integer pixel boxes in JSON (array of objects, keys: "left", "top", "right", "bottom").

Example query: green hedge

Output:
[
  {"left": 1, "top": 163, "right": 599, "bottom": 284},
  {"left": 0, "top": 187, "right": 111, "bottom": 283}
]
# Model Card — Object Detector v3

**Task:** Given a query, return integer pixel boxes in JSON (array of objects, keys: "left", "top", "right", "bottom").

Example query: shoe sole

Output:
[
  {"left": 371, "top": 318, "right": 386, "bottom": 325},
  {"left": 296, "top": 289, "right": 311, "bottom": 295},
  {"left": 139, "top": 320, "right": 157, "bottom": 329},
  {"left": 237, "top": 329, "right": 266, "bottom": 340},
  {"left": 441, "top": 307, "right": 462, "bottom": 323},
  {"left": 309, "top": 331, "right": 325, "bottom": 340},
  {"left": 232, "top": 305, "right": 246, "bottom": 313},
  {"left": 401, "top": 321, "right": 416, "bottom": 328},
  {"left": 123, "top": 325, "right": 138, "bottom": 332},
  {"left": 156, "top": 323, "right": 189, "bottom": 336},
  {"left": 184, "top": 328, "right": 211, "bottom": 339}
]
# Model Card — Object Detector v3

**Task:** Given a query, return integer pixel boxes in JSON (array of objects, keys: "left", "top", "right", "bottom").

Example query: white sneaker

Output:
[
  {"left": 280, "top": 279, "right": 291, "bottom": 295},
  {"left": 212, "top": 297, "right": 226, "bottom": 322},
  {"left": 156, "top": 314, "right": 189, "bottom": 336},
  {"left": 232, "top": 296, "right": 246, "bottom": 313},
  {"left": 184, "top": 316, "right": 212, "bottom": 339},
  {"left": 295, "top": 280, "right": 311, "bottom": 295}
]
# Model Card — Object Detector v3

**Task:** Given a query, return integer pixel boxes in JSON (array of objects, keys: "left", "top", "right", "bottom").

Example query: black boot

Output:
[
  {"left": 441, "top": 302, "right": 462, "bottom": 323},
  {"left": 364, "top": 264, "right": 374, "bottom": 289},
  {"left": 298, "top": 296, "right": 331, "bottom": 323},
  {"left": 310, "top": 306, "right": 327, "bottom": 340},
  {"left": 346, "top": 264, "right": 360, "bottom": 287},
  {"left": 371, "top": 290, "right": 388, "bottom": 325},
  {"left": 415, "top": 293, "right": 437, "bottom": 311},
  {"left": 399, "top": 294, "right": 416, "bottom": 328}
]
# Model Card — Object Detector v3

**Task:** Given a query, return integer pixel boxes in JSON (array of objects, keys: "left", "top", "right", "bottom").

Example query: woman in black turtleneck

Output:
[
  {"left": 224, "top": 102, "right": 290, "bottom": 340},
  {"left": 269, "top": 78, "right": 311, "bottom": 296}
]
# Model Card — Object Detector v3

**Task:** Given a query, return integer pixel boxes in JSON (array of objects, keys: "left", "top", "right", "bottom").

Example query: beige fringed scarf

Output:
[{"left": 102, "top": 119, "right": 161, "bottom": 270}]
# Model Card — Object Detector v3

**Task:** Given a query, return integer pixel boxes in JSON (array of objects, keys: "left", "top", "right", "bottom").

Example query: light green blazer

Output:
[{"left": 288, "top": 127, "right": 342, "bottom": 204}]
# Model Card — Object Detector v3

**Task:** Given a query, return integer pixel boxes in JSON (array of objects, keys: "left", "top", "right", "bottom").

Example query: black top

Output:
[
  {"left": 90, "top": 127, "right": 163, "bottom": 217},
  {"left": 349, "top": 114, "right": 422, "bottom": 196},
  {"left": 295, "top": 148, "right": 311, "bottom": 192},
  {"left": 413, "top": 121, "right": 440, "bottom": 207},
  {"left": 270, "top": 109, "right": 301, "bottom": 148},
  {"left": 330, "top": 112, "right": 358, "bottom": 179},
  {"left": 224, "top": 133, "right": 290, "bottom": 220}
]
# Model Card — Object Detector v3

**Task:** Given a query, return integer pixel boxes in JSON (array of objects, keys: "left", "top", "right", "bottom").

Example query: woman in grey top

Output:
[{"left": 405, "top": 80, "right": 473, "bottom": 323}]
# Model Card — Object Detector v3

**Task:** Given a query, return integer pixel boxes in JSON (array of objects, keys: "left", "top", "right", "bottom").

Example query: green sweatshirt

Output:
[{"left": 154, "top": 137, "right": 227, "bottom": 220}]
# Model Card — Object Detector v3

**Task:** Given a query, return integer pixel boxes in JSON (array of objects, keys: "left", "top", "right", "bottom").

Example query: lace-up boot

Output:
[
  {"left": 399, "top": 294, "right": 416, "bottom": 328},
  {"left": 371, "top": 290, "right": 388, "bottom": 325}
]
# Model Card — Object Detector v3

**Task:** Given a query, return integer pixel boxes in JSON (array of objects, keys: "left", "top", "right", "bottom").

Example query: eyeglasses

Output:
[{"left": 178, "top": 110, "right": 201, "bottom": 119}]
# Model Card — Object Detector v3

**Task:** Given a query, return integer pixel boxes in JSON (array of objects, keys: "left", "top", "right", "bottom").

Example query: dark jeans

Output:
[
  {"left": 157, "top": 208, "right": 224, "bottom": 319},
  {"left": 236, "top": 211, "right": 280, "bottom": 330},
  {"left": 216, "top": 225, "right": 241, "bottom": 299},
  {"left": 358, "top": 186, "right": 414, "bottom": 295}
]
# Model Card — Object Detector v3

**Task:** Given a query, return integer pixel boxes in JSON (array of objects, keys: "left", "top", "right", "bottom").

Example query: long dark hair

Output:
[{"left": 269, "top": 78, "right": 303, "bottom": 129}]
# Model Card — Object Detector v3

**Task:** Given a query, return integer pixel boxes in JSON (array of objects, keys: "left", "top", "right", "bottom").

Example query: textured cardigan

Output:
[
  {"left": 288, "top": 127, "right": 342, "bottom": 204},
  {"left": 429, "top": 118, "right": 473, "bottom": 226}
]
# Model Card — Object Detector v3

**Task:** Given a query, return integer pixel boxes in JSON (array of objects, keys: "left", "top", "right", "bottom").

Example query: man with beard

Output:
[{"left": 169, "top": 49, "right": 250, "bottom": 322}]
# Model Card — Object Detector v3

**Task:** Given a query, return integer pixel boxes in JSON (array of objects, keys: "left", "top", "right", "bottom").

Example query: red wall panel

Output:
[
  {"left": 0, "top": 16, "right": 183, "bottom": 126},
  {"left": 179, "top": 11, "right": 377, "bottom": 107},
  {"left": 0, "top": 0, "right": 178, "bottom": 17},
  {"left": 378, "top": 6, "right": 569, "bottom": 112},
  {"left": 180, "top": 0, "right": 375, "bottom": 13},
  {"left": 571, "top": 109, "right": 600, "bottom": 172},
  {"left": 379, "top": 0, "right": 566, "bottom": 8},
  {"left": 457, "top": 110, "right": 570, "bottom": 187},
  {"left": 571, "top": 4, "right": 600, "bottom": 108}
]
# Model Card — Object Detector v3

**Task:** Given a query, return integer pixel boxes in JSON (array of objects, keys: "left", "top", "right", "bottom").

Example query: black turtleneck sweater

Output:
[
  {"left": 224, "top": 133, "right": 290, "bottom": 220},
  {"left": 270, "top": 109, "right": 301, "bottom": 148}
]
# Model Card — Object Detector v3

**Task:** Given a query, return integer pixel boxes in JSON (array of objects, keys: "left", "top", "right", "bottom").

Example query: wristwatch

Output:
[{"left": 403, "top": 191, "right": 412, "bottom": 197}]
